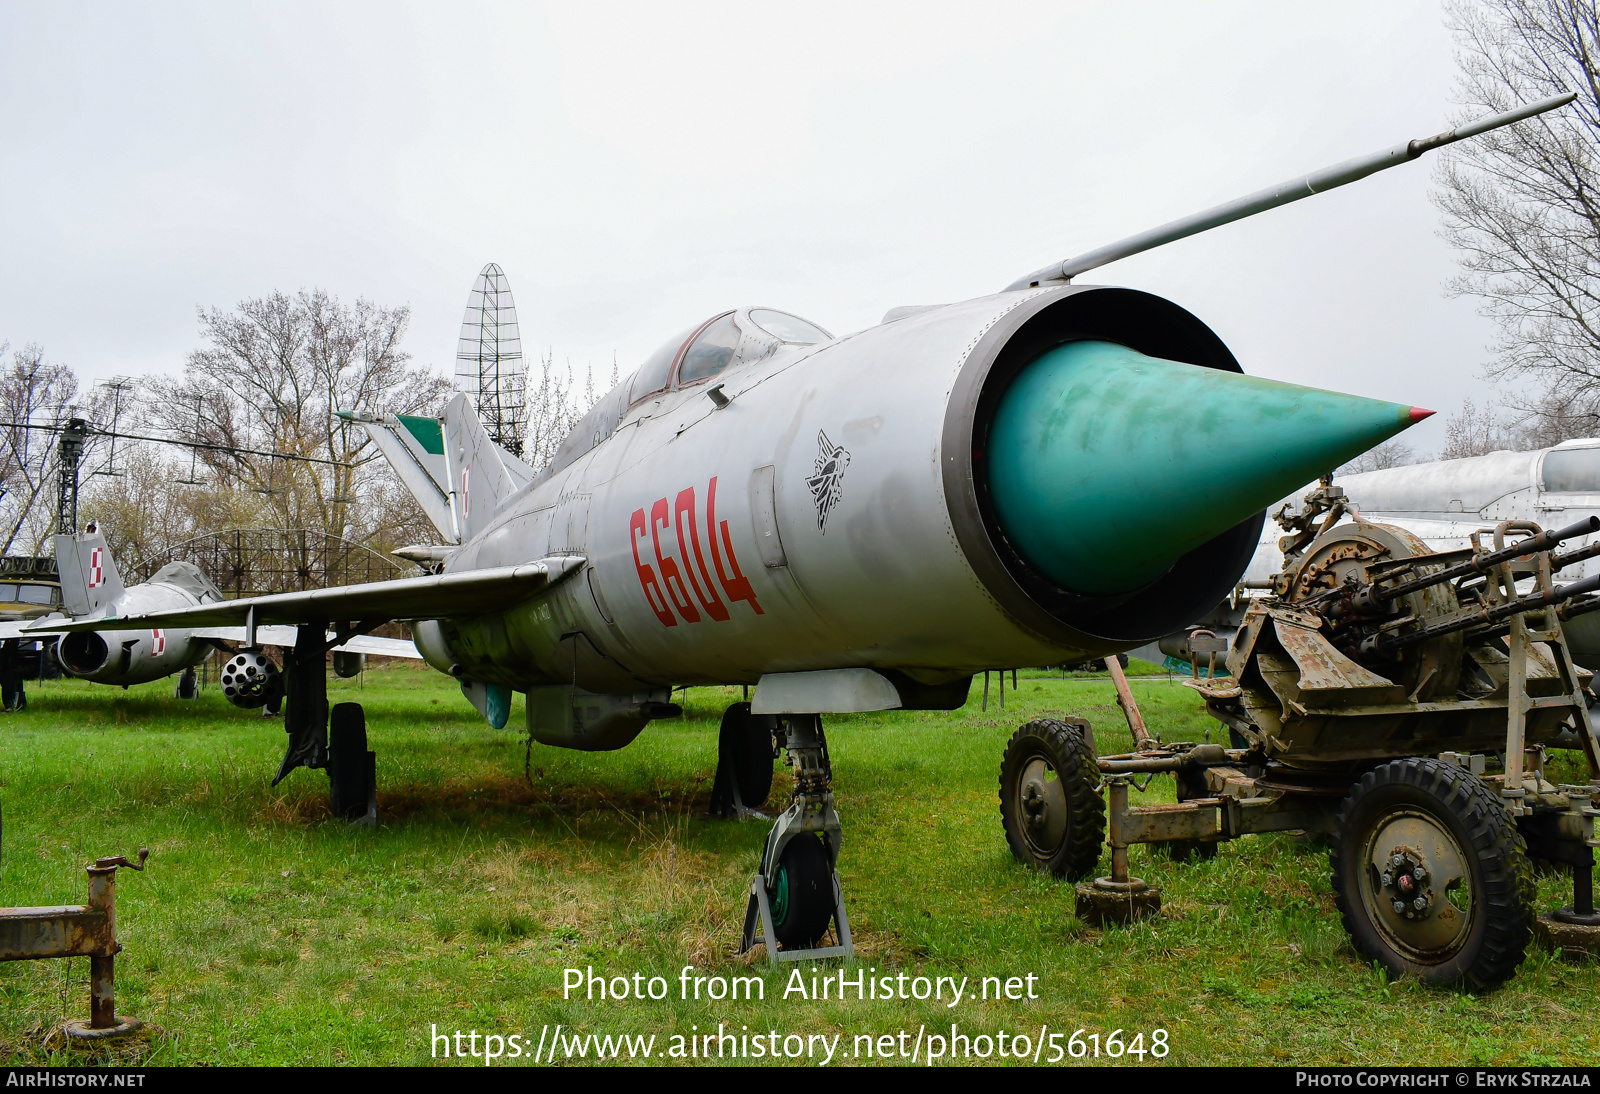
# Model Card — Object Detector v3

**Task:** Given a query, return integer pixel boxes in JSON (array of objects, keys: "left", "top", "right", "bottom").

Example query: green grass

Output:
[{"left": 0, "top": 661, "right": 1594, "bottom": 1066}]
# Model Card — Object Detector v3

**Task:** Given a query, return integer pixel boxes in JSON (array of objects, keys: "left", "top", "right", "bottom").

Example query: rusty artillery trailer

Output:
[{"left": 998, "top": 480, "right": 1600, "bottom": 991}]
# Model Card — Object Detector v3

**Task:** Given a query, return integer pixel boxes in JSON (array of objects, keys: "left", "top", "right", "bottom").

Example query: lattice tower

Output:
[{"left": 454, "top": 263, "right": 525, "bottom": 456}]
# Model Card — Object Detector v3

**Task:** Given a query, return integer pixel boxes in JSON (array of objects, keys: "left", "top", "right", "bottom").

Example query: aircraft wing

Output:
[
  {"left": 190, "top": 625, "right": 424, "bottom": 659},
  {"left": 0, "top": 620, "right": 53, "bottom": 641},
  {"left": 35, "top": 556, "right": 585, "bottom": 633},
  {"left": 333, "top": 634, "right": 423, "bottom": 659}
]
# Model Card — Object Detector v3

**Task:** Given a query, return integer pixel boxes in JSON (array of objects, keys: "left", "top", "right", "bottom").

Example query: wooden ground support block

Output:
[
  {"left": 1075, "top": 878, "right": 1161, "bottom": 926},
  {"left": 1534, "top": 912, "right": 1600, "bottom": 961}
]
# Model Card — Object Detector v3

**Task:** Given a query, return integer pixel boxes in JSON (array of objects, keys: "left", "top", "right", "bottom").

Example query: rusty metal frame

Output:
[{"left": 0, "top": 849, "right": 147, "bottom": 1036}]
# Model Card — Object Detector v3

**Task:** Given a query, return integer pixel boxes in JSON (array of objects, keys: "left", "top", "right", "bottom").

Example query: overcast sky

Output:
[{"left": 0, "top": 2, "right": 1520, "bottom": 455}]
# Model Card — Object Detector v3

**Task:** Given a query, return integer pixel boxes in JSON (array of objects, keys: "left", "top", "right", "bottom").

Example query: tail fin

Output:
[
  {"left": 353, "top": 412, "right": 458, "bottom": 542},
  {"left": 443, "top": 392, "right": 520, "bottom": 541},
  {"left": 54, "top": 530, "right": 126, "bottom": 616},
  {"left": 344, "top": 398, "right": 536, "bottom": 545}
]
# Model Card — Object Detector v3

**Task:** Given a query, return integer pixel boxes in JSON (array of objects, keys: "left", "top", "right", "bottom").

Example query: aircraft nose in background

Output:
[{"left": 984, "top": 340, "right": 1427, "bottom": 596}]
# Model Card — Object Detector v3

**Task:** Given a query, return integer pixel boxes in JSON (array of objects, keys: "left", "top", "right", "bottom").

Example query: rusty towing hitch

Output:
[
  {"left": 1075, "top": 743, "right": 1242, "bottom": 926},
  {"left": 0, "top": 848, "right": 150, "bottom": 1040}
]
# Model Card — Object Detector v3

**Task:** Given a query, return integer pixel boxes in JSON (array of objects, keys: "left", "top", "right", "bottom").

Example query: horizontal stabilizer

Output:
[
  {"left": 351, "top": 413, "right": 458, "bottom": 543},
  {"left": 35, "top": 555, "right": 586, "bottom": 633}
]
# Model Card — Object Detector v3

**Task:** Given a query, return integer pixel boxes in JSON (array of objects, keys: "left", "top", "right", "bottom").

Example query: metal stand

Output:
[
  {"left": 736, "top": 715, "right": 854, "bottom": 964},
  {"left": 0, "top": 849, "right": 149, "bottom": 1039},
  {"left": 1076, "top": 776, "right": 1162, "bottom": 926},
  {"left": 354, "top": 750, "right": 377, "bottom": 828},
  {"left": 1489, "top": 523, "right": 1594, "bottom": 816},
  {"left": 740, "top": 869, "right": 853, "bottom": 964}
]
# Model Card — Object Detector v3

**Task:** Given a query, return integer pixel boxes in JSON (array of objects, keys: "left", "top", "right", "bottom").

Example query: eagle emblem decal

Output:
[{"left": 805, "top": 430, "right": 850, "bottom": 532}]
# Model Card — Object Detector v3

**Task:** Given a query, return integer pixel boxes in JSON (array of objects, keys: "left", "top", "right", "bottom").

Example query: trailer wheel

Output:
[
  {"left": 1000, "top": 718, "right": 1104, "bottom": 879},
  {"left": 1332, "top": 757, "right": 1533, "bottom": 991}
]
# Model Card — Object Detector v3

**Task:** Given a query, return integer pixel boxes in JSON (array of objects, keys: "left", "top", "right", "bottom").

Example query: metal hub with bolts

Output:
[
  {"left": 1358, "top": 812, "right": 1471, "bottom": 960},
  {"left": 1020, "top": 763, "right": 1065, "bottom": 852},
  {"left": 1381, "top": 851, "right": 1433, "bottom": 920}
]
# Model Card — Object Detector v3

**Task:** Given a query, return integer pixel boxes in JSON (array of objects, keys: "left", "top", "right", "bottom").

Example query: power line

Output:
[{"left": 0, "top": 419, "right": 357, "bottom": 469}]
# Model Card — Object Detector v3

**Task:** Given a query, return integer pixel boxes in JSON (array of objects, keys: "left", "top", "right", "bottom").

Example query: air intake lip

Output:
[{"left": 942, "top": 284, "right": 1262, "bottom": 645}]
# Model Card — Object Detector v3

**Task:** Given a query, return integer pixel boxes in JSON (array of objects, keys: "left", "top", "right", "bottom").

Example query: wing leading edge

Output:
[{"left": 31, "top": 556, "right": 586, "bottom": 634}]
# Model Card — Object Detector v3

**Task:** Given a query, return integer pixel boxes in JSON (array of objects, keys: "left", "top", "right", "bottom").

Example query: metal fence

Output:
[{"left": 129, "top": 528, "right": 401, "bottom": 599}]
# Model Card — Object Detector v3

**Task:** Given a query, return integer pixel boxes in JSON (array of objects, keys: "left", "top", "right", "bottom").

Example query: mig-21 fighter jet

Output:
[{"left": 42, "top": 93, "right": 1573, "bottom": 956}]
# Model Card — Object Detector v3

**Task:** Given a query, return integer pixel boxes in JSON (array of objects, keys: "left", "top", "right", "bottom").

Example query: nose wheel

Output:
[{"left": 739, "top": 715, "right": 853, "bottom": 963}]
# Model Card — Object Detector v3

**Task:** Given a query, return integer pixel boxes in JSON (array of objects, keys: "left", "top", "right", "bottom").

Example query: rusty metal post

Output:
[
  {"left": 0, "top": 849, "right": 147, "bottom": 1040},
  {"left": 1107, "top": 776, "right": 1131, "bottom": 883},
  {"left": 85, "top": 862, "right": 118, "bottom": 1029},
  {"left": 1074, "top": 776, "right": 1161, "bottom": 926},
  {"left": 1105, "top": 656, "right": 1153, "bottom": 750}
]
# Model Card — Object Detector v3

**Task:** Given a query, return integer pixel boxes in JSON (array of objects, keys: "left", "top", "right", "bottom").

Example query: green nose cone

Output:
[{"left": 986, "top": 340, "right": 1428, "bottom": 596}]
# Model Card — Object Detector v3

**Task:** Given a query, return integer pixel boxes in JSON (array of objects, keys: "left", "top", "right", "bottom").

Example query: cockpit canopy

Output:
[
  {"left": 630, "top": 307, "right": 831, "bottom": 404},
  {"left": 532, "top": 307, "right": 832, "bottom": 491}
]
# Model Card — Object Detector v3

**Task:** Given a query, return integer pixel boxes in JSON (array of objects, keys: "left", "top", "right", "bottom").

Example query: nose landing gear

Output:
[{"left": 738, "top": 714, "right": 853, "bottom": 963}]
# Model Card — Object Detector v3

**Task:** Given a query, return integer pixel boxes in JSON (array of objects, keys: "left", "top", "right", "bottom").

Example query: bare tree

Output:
[
  {"left": 1340, "top": 438, "right": 1419, "bottom": 475},
  {"left": 1434, "top": 0, "right": 1600, "bottom": 439},
  {"left": 523, "top": 350, "right": 596, "bottom": 472},
  {"left": 1438, "top": 396, "right": 1524, "bottom": 458},
  {"left": 147, "top": 290, "right": 451, "bottom": 545}
]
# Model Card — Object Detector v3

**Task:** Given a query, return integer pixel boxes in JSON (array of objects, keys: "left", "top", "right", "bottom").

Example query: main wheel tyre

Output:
[
  {"left": 999, "top": 718, "right": 1105, "bottom": 879},
  {"left": 329, "top": 702, "right": 369, "bottom": 820},
  {"left": 721, "top": 702, "right": 775, "bottom": 809},
  {"left": 771, "top": 835, "right": 834, "bottom": 949},
  {"left": 1332, "top": 757, "right": 1534, "bottom": 991}
]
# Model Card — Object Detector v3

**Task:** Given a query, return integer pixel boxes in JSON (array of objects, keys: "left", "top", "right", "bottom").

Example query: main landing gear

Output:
[
  {"left": 710, "top": 702, "right": 777, "bottom": 818},
  {"left": 738, "top": 714, "right": 854, "bottom": 963},
  {"left": 272, "top": 625, "right": 376, "bottom": 826}
]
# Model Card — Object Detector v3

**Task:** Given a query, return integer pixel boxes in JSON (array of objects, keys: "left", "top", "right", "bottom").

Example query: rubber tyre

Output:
[
  {"left": 771, "top": 835, "right": 834, "bottom": 949},
  {"left": 1331, "top": 757, "right": 1534, "bottom": 991},
  {"left": 175, "top": 670, "right": 198, "bottom": 700},
  {"left": 721, "top": 702, "right": 774, "bottom": 809},
  {"left": 999, "top": 718, "right": 1105, "bottom": 879},
  {"left": 329, "top": 703, "right": 369, "bottom": 820}
]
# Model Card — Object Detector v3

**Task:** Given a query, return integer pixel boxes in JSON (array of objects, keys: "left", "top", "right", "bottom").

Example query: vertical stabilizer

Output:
[
  {"left": 357, "top": 414, "right": 459, "bottom": 543},
  {"left": 443, "top": 392, "right": 520, "bottom": 541},
  {"left": 54, "top": 530, "right": 126, "bottom": 616}
]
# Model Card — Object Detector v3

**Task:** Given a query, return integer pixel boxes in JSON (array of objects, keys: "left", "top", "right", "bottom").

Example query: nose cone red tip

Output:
[{"left": 1408, "top": 407, "right": 1435, "bottom": 423}]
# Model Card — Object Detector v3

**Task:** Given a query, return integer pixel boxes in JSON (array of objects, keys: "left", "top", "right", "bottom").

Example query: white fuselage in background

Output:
[{"left": 1228, "top": 439, "right": 1600, "bottom": 668}]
